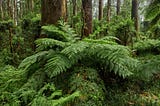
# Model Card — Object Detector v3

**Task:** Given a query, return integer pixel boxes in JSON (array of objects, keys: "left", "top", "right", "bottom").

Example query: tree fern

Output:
[
  {"left": 35, "top": 38, "right": 67, "bottom": 52},
  {"left": 44, "top": 40, "right": 138, "bottom": 78}
]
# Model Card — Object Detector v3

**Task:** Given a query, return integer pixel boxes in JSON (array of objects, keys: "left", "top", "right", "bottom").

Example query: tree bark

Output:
[
  {"left": 0, "top": 0, "right": 4, "bottom": 20},
  {"left": 82, "top": 0, "right": 92, "bottom": 37},
  {"left": 99, "top": 0, "right": 103, "bottom": 20},
  {"left": 116, "top": 0, "right": 121, "bottom": 15},
  {"left": 72, "top": 0, "right": 77, "bottom": 16},
  {"left": 7, "top": 0, "right": 12, "bottom": 19},
  {"left": 131, "top": 0, "right": 139, "bottom": 32},
  {"left": 13, "top": 0, "right": 18, "bottom": 25},
  {"left": 107, "top": 0, "right": 111, "bottom": 22},
  {"left": 41, "top": 0, "right": 66, "bottom": 25}
]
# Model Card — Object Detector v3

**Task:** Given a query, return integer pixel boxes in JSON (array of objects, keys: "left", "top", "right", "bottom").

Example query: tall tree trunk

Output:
[
  {"left": 7, "top": 0, "right": 12, "bottom": 19},
  {"left": 65, "top": 0, "right": 68, "bottom": 21},
  {"left": 30, "top": 0, "right": 34, "bottom": 12},
  {"left": 0, "top": 0, "right": 4, "bottom": 20},
  {"left": 41, "top": 0, "right": 66, "bottom": 25},
  {"left": 99, "top": 0, "right": 103, "bottom": 20},
  {"left": 131, "top": 0, "right": 139, "bottom": 32},
  {"left": 72, "top": 0, "right": 77, "bottom": 16},
  {"left": 116, "top": 0, "right": 121, "bottom": 15},
  {"left": 13, "top": 0, "right": 18, "bottom": 25},
  {"left": 82, "top": 0, "right": 92, "bottom": 37},
  {"left": 107, "top": 0, "right": 111, "bottom": 22}
]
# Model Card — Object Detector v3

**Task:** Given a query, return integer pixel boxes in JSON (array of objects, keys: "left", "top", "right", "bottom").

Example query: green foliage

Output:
[
  {"left": 137, "top": 55, "right": 160, "bottom": 81},
  {"left": 0, "top": 20, "right": 14, "bottom": 32},
  {"left": 69, "top": 67, "right": 106, "bottom": 106},
  {"left": 145, "top": 0, "right": 160, "bottom": 27},
  {"left": 114, "top": 19, "right": 135, "bottom": 45},
  {"left": 41, "top": 21, "right": 79, "bottom": 42},
  {"left": 133, "top": 39, "right": 160, "bottom": 55},
  {"left": 0, "top": 65, "right": 80, "bottom": 106}
]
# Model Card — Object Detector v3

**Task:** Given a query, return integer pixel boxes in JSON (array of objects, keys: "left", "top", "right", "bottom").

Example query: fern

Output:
[
  {"left": 69, "top": 67, "right": 106, "bottom": 106},
  {"left": 35, "top": 38, "right": 67, "bottom": 52},
  {"left": 18, "top": 51, "right": 49, "bottom": 69},
  {"left": 42, "top": 22, "right": 79, "bottom": 42},
  {"left": 44, "top": 40, "right": 138, "bottom": 78},
  {"left": 145, "top": 0, "right": 160, "bottom": 26},
  {"left": 133, "top": 39, "right": 160, "bottom": 55},
  {"left": 45, "top": 54, "right": 72, "bottom": 78},
  {"left": 137, "top": 55, "right": 160, "bottom": 81}
]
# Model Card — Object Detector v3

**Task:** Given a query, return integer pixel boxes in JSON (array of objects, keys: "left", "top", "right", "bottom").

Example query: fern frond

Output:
[
  {"left": 31, "top": 91, "right": 80, "bottom": 106},
  {"left": 137, "top": 55, "right": 160, "bottom": 81},
  {"left": 61, "top": 41, "right": 89, "bottom": 64},
  {"left": 18, "top": 51, "right": 49, "bottom": 69},
  {"left": 89, "top": 44, "right": 137, "bottom": 78},
  {"left": 45, "top": 40, "right": 137, "bottom": 78},
  {"left": 83, "top": 38, "right": 117, "bottom": 45},
  {"left": 45, "top": 54, "right": 72, "bottom": 78},
  {"left": 145, "top": 0, "right": 160, "bottom": 26},
  {"left": 42, "top": 24, "right": 79, "bottom": 42},
  {"left": 35, "top": 38, "right": 66, "bottom": 52},
  {"left": 133, "top": 39, "right": 160, "bottom": 55},
  {"left": 0, "top": 65, "right": 26, "bottom": 92}
]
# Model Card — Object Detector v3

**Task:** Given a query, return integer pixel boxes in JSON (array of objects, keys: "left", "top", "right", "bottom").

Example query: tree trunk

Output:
[
  {"left": 82, "top": 0, "right": 92, "bottom": 37},
  {"left": 107, "top": 0, "right": 111, "bottom": 22},
  {"left": 0, "top": 0, "right": 4, "bottom": 20},
  {"left": 7, "top": 0, "right": 12, "bottom": 19},
  {"left": 41, "top": 0, "right": 66, "bottom": 25},
  {"left": 99, "top": 0, "right": 103, "bottom": 20},
  {"left": 131, "top": 0, "right": 139, "bottom": 32},
  {"left": 13, "top": 0, "right": 18, "bottom": 25},
  {"left": 72, "top": 0, "right": 77, "bottom": 16},
  {"left": 117, "top": 0, "right": 121, "bottom": 15}
]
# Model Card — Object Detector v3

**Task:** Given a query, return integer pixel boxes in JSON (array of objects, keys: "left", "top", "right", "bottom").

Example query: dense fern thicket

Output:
[
  {"left": 1, "top": 19, "right": 160, "bottom": 105},
  {"left": 1, "top": 1, "right": 160, "bottom": 104}
]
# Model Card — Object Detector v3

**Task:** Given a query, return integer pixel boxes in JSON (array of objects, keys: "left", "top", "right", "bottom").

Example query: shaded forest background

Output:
[{"left": 0, "top": 0, "right": 160, "bottom": 106}]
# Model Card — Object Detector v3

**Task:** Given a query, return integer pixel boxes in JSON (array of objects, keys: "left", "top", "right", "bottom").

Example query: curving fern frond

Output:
[
  {"left": 35, "top": 38, "right": 67, "bottom": 52},
  {"left": 18, "top": 51, "right": 49, "bottom": 69},
  {"left": 88, "top": 43, "right": 137, "bottom": 78},
  {"left": 45, "top": 40, "right": 138, "bottom": 78},
  {"left": 45, "top": 54, "right": 72, "bottom": 78},
  {"left": 42, "top": 23, "right": 79, "bottom": 42}
]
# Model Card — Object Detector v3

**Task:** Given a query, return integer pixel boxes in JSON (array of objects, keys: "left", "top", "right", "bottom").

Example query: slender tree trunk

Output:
[
  {"left": 0, "top": 0, "right": 4, "bottom": 20},
  {"left": 30, "top": 0, "right": 34, "bottom": 12},
  {"left": 41, "top": 0, "right": 66, "bottom": 25},
  {"left": 99, "top": 0, "right": 103, "bottom": 20},
  {"left": 13, "top": 0, "right": 18, "bottom": 25},
  {"left": 7, "top": 0, "right": 12, "bottom": 19},
  {"left": 107, "top": 0, "right": 111, "bottom": 22},
  {"left": 65, "top": 0, "right": 68, "bottom": 21},
  {"left": 117, "top": 0, "right": 121, "bottom": 15},
  {"left": 72, "top": 0, "right": 77, "bottom": 16},
  {"left": 131, "top": 0, "right": 139, "bottom": 32},
  {"left": 82, "top": 0, "right": 92, "bottom": 37}
]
